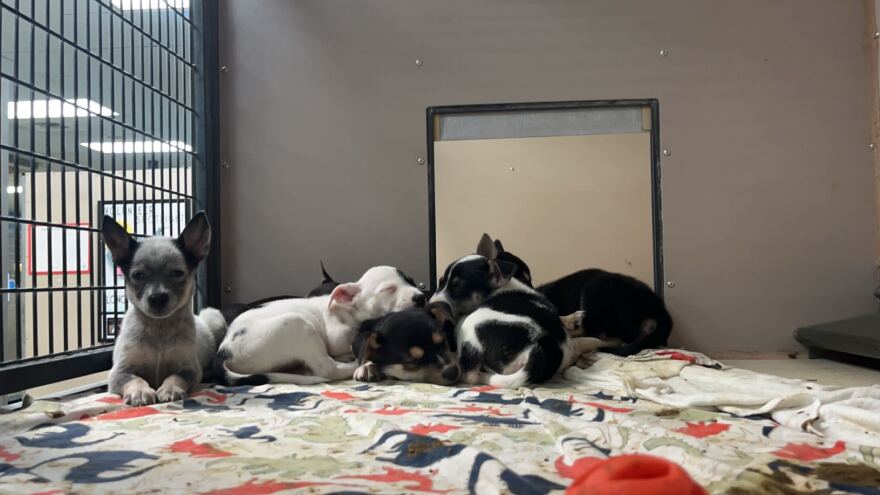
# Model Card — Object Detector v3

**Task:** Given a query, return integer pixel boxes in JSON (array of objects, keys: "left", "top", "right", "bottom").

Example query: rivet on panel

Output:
[
  {"left": 224, "top": 286, "right": 233, "bottom": 293},
  {"left": 875, "top": 32, "right": 880, "bottom": 40},
  {"left": 418, "top": 282, "right": 426, "bottom": 289},
  {"left": 509, "top": 166, "right": 515, "bottom": 172},
  {"left": 870, "top": 143, "right": 876, "bottom": 151},
  {"left": 659, "top": 49, "right": 668, "bottom": 57},
  {"left": 222, "top": 161, "right": 230, "bottom": 169},
  {"left": 666, "top": 281, "right": 676, "bottom": 289},
  {"left": 220, "top": 65, "right": 229, "bottom": 73},
  {"left": 662, "top": 149, "right": 671, "bottom": 157},
  {"left": 417, "top": 157, "right": 425, "bottom": 165},
  {"left": 415, "top": 59, "right": 423, "bottom": 67}
]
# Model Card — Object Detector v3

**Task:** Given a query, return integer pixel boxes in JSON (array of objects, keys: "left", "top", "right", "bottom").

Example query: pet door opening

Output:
[{"left": 427, "top": 100, "right": 663, "bottom": 293}]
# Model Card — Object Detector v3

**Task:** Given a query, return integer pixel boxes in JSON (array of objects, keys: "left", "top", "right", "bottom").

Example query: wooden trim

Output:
[{"left": 865, "top": 0, "right": 880, "bottom": 272}]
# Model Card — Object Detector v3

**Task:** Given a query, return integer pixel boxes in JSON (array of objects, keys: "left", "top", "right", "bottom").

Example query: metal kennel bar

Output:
[{"left": 0, "top": 0, "right": 220, "bottom": 397}]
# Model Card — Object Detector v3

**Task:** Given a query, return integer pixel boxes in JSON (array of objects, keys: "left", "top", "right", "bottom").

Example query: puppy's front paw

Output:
[
  {"left": 353, "top": 362, "right": 383, "bottom": 382},
  {"left": 157, "top": 384, "right": 187, "bottom": 403},
  {"left": 124, "top": 387, "right": 158, "bottom": 407}
]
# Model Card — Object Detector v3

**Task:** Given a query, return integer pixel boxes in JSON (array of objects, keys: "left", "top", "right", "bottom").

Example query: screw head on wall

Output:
[
  {"left": 509, "top": 166, "right": 515, "bottom": 172},
  {"left": 415, "top": 59, "right": 423, "bottom": 67},
  {"left": 222, "top": 161, "right": 230, "bottom": 169},
  {"left": 870, "top": 144, "right": 876, "bottom": 151},
  {"left": 666, "top": 281, "right": 676, "bottom": 288},
  {"left": 662, "top": 149, "right": 671, "bottom": 157},
  {"left": 224, "top": 286, "right": 232, "bottom": 293},
  {"left": 659, "top": 49, "right": 668, "bottom": 57},
  {"left": 418, "top": 282, "right": 426, "bottom": 289},
  {"left": 417, "top": 157, "right": 425, "bottom": 165},
  {"left": 220, "top": 65, "right": 229, "bottom": 73},
  {"left": 875, "top": 32, "right": 880, "bottom": 40}
]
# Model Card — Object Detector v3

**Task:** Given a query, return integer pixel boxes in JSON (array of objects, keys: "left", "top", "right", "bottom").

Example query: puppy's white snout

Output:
[{"left": 429, "top": 292, "right": 449, "bottom": 306}]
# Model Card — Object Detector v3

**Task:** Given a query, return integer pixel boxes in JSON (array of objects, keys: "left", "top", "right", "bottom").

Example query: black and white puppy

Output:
[
  {"left": 215, "top": 266, "right": 426, "bottom": 385},
  {"left": 538, "top": 269, "right": 672, "bottom": 356},
  {"left": 102, "top": 212, "right": 227, "bottom": 406},
  {"left": 351, "top": 302, "right": 459, "bottom": 385},
  {"left": 430, "top": 234, "right": 604, "bottom": 388}
]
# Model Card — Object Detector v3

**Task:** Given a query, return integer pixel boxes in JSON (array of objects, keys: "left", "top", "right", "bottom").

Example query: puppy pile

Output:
[{"left": 102, "top": 213, "right": 672, "bottom": 405}]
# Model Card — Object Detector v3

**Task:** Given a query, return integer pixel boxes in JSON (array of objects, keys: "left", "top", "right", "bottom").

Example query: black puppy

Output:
[
  {"left": 351, "top": 302, "right": 460, "bottom": 385},
  {"left": 537, "top": 268, "right": 672, "bottom": 356},
  {"left": 221, "top": 261, "right": 340, "bottom": 324}
]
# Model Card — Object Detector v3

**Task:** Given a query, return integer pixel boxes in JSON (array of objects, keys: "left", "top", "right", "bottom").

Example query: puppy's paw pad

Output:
[
  {"left": 157, "top": 385, "right": 187, "bottom": 403},
  {"left": 125, "top": 388, "right": 158, "bottom": 407},
  {"left": 353, "top": 362, "right": 382, "bottom": 382}
]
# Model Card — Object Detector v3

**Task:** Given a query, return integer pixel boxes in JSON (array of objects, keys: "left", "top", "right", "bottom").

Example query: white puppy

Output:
[{"left": 215, "top": 266, "right": 425, "bottom": 385}]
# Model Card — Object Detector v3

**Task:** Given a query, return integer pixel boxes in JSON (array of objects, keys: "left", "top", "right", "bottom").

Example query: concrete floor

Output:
[{"left": 725, "top": 358, "right": 880, "bottom": 387}]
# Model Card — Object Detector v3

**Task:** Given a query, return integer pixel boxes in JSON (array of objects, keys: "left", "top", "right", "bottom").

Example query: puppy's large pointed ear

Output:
[
  {"left": 493, "top": 239, "right": 505, "bottom": 253},
  {"left": 176, "top": 211, "right": 212, "bottom": 268},
  {"left": 352, "top": 320, "right": 382, "bottom": 361},
  {"left": 428, "top": 301, "right": 457, "bottom": 351},
  {"left": 488, "top": 259, "right": 517, "bottom": 288},
  {"left": 102, "top": 216, "right": 138, "bottom": 270},
  {"left": 476, "top": 233, "right": 498, "bottom": 259},
  {"left": 329, "top": 282, "right": 361, "bottom": 310},
  {"left": 320, "top": 260, "right": 336, "bottom": 284}
]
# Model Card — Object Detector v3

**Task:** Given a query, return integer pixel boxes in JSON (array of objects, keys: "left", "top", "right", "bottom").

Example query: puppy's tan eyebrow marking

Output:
[
  {"left": 409, "top": 346, "right": 424, "bottom": 359},
  {"left": 432, "top": 332, "right": 444, "bottom": 344}
]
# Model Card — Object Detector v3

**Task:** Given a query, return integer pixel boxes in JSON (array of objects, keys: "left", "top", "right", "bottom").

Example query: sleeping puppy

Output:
[
  {"left": 538, "top": 268, "right": 672, "bottom": 356},
  {"left": 351, "top": 302, "right": 460, "bottom": 385},
  {"left": 221, "top": 261, "right": 340, "bottom": 324},
  {"left": 102, "top": 212, "right": 227, "bottom": 406},
  {"left": 430, "top": 234, "right": 606, "bottom": 388},
  {"left": 215, "top": 266, "right": 426, "bottom": 385}
]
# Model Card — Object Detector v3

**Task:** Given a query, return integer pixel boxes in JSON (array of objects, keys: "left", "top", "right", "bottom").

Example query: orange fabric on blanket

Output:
[{"left": 565, "top": 454, "right": 707, "bottom": 495}]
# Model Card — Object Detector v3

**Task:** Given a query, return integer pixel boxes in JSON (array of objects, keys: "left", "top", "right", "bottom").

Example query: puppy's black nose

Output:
[
  {"left": 148, "top": 292, "right": 169, "bottom": 310},
  {"left": 413, "top": 293, "right": 426, "bottom": 306},
  {"left": 441, "top": 363, "right": 461, "bottom": 383}
]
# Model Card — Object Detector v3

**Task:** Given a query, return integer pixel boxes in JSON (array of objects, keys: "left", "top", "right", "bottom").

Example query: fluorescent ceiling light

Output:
[
  {"left": 80, "top": 140, "right": 192, "bottom": 154},
  {"left": 6, "top": 186, "right": 23, "bottom": 194},
  {"left": 111, "top": 0, "right": 189, "bottom": 10},
  {"left": 7, "top": 99, "right": 116, "bottom": 119}
]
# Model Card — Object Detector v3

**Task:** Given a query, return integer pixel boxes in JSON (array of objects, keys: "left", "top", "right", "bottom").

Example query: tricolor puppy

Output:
[
  {"left": 430, "top": 234, "right": 605, "bottom": 388},
  {"left": 351, "top": 302, "right": 459, "bottom": 385},
  {"left": 102, "top": 212, "right": 227, "bottom": 406},
  {"left": 215, "top": 266, "right": 425, "bottom": 385}
]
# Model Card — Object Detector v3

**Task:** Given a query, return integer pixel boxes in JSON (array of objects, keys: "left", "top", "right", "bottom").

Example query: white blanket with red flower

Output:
[{"left": 567, "top": 350, "right": 880, "bottom": 449}]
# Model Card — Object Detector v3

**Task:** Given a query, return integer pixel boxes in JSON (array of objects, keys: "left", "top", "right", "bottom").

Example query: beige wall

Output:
[
  {"left": 219, "top": 0, "right": 876, "bottom": 352},
  {"left": 434, "top": 133, "right": 654, "bottom": 286}
]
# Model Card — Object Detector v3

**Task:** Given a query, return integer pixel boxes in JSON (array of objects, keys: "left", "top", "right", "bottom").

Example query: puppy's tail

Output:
[
  {"left": 483, "top": 344, "right": 547, "bottom": 389},
  {"left": 212, "top": 351, "right": 332, "bottom": 387},
  {"left": 199, "top": 307, "right": 228, "bottom": 348},
  {"left": 212, "top": 349, "right": 270, "bottom": 387}
]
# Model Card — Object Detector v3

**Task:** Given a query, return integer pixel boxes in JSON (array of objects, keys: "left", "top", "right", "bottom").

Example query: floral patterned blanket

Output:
[{"left": 1, "top": 350, "right": 879, "bottom": 494}]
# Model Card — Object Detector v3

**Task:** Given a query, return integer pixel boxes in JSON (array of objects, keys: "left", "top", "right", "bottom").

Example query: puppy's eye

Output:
[
  {"left": 382, "top": 285, "right": 397, "bottom": 294},
  {"left": 170, "top": 268, "right": 185, "bottom": 278},
  {"left": 130, "top": 271, "right": 145, "bottom": 282}
]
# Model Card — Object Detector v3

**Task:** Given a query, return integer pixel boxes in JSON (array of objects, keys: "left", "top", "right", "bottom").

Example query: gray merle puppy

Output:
[{"left": 102, "top": 211, "right": 226, "bottom": 406}]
